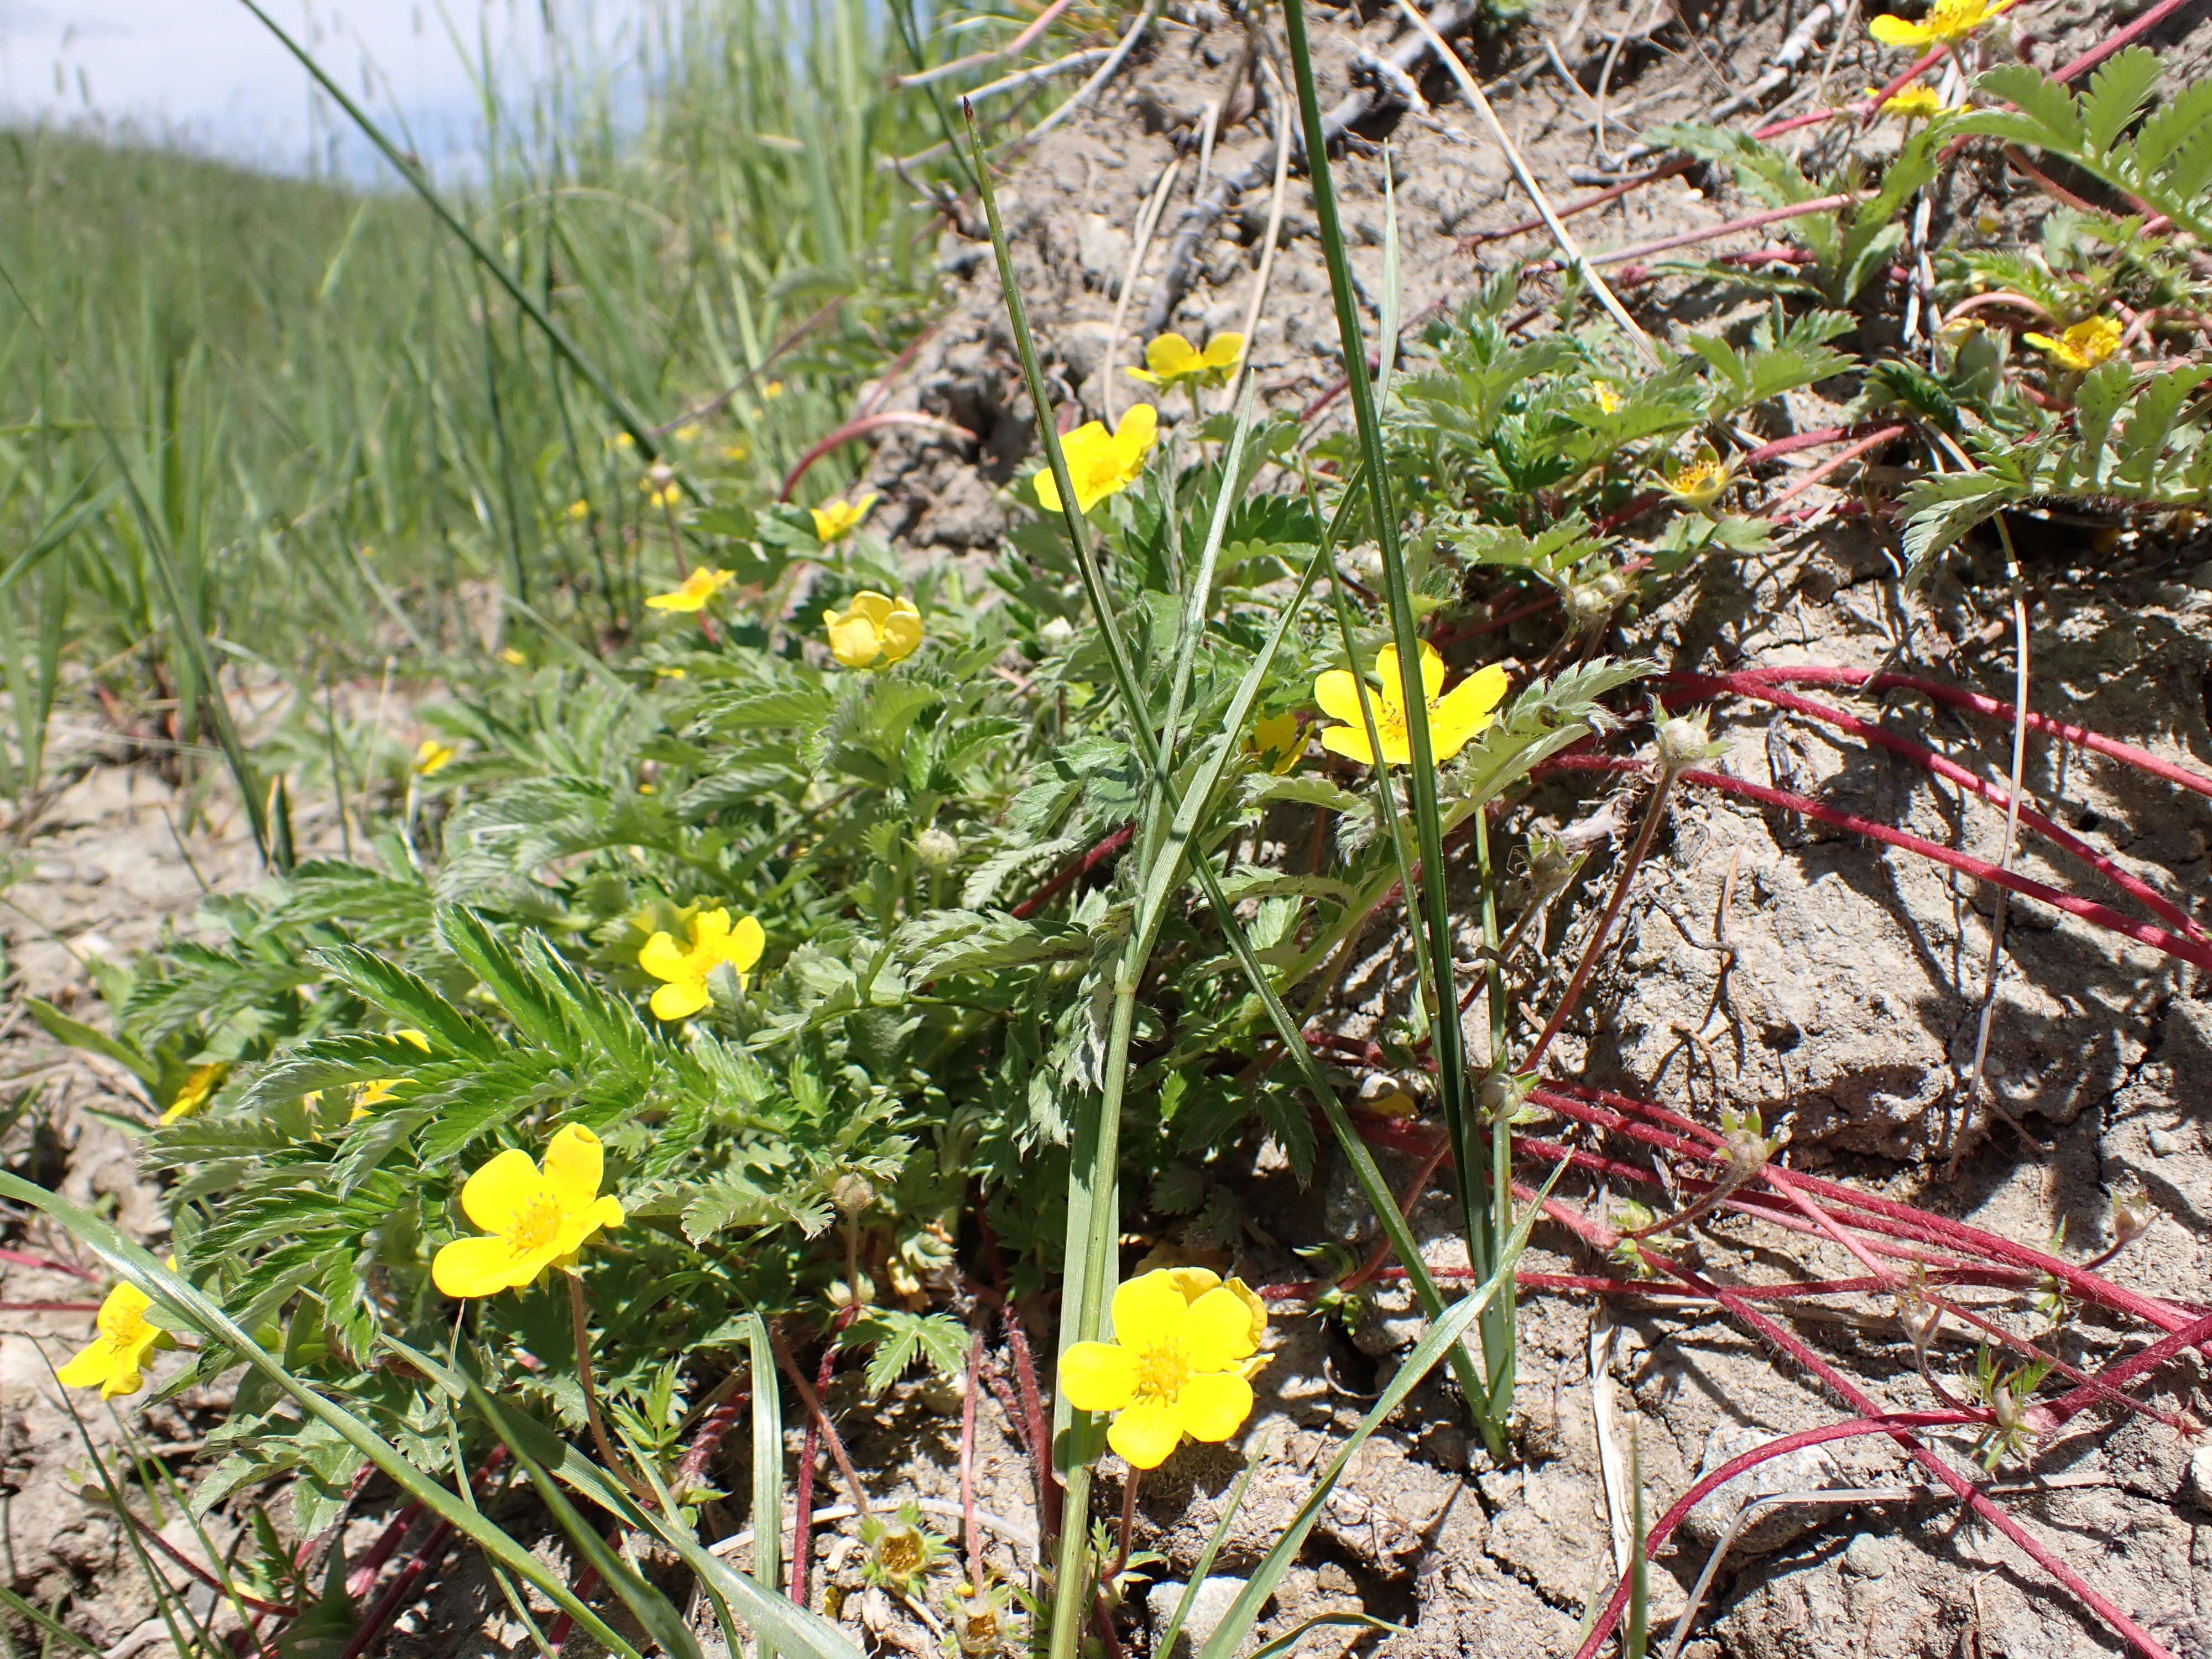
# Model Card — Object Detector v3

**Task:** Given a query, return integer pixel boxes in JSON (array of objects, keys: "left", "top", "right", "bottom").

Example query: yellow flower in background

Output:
[
  {"left": 1057, "top": 1267, "right": 1266, "bottom": 1469},
  {"left": 1250, "top": 710, "right": 1308, "bottom": 774},
  {"left": 1657, "top": 445, "right": 1734, "bottom": 510},
  {"left": 2024, "top": 315, "right": 2122, "bottom": 371},
  {"left": 639, "top": 907, "right": 766, "bottom": 1020},
  {"left": 1591, "top": 381, "right": 1624, "bottom": 414},
  {"left": 1125, "top": 331, "right": 1245, "bottom": 392},
  {"left": 352, "top": 1029, "right": 431, "bottom": 1120},
  {"left": 1313, "top": 641, "right": 1509, "bottom": 769},
  {"left": 825, "top": 591, "right": 923, "bottom": 669},
  {"left": 498, "top": 647, "right": 527, "bottom": 666},
  {"left": 415, "top": 739, "right": 457, "bottom": 776},
  {"left": 431, "top": 1125, "right": 625, "bottom": 1299},
  {"left": 1871, "top": 82, "right": 1947, "bottom": 120},
  {"left": 672, "top": 422, "right": 703, "bottom": 444},
  {"left": 1869, "top": 0, "right": 2013, "bottom": 47},
  {"left": 1034, "top": 404, "right": 1158, "bottom": 514},
  {"left": 722, "top": 441, "right": 750, "bottom": 463},
  {"left": 646, "top": 567, "right": 737, "bottom": 612},
  {"left": 811, "top": 493, "right": 879, "bottom": 544},
  {"left": 566, "top": 499, "right": 590, "bottom": 522},
  {"left": 641, "top": 466, "right": 682, "bottom": 511},
  {"left": 762, "top": 380, "right": 785, "bottom": 400},
  {"left": 159, "top": 1062, "right": 229, "bottom": 1126},
  {"left": 58, "top": 1277, "right": 164, "bottom": 1399}
]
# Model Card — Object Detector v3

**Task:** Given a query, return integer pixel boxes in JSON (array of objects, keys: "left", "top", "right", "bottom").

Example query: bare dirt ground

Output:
[{"left": 6, "top": 0, "right": 2212, "bottom": 1653}]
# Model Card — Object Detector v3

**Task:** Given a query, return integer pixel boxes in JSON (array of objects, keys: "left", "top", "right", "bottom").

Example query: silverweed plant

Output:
[{"left": 18, "top": 3, "right": 2212, "bottom": 1657}]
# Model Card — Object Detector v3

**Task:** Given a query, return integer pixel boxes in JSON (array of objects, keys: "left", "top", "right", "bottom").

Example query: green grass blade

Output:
[{"left": 746, "top": 1312, "right": 784, "bottom": 1659}]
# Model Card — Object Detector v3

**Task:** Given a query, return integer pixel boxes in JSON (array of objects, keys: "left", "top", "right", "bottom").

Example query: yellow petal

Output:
[
  {"left": 110, "top": 1324, "right": 160, "bottom": 1397},
  {"left": 460, "top": 1149, "right": 544, "bottom": 1235},
  {"left": 1867, "top": 13, "right": 1931, "bottom": 43},
  {"left": 1170, "top": 1369, "right": 1253, "bottom": 1443},
  {"left": 1144, "top": 333, "right": 1200, "bottom": 377},
  {"left": 650, "top": 979, "right": 711, "bottom": 1021},
  {"left": 1162, "top": 1266, "right": 1222, "bottom": 1304},
  {"left": 541, "top": 1124, "right": 606, "bottom": 1214},
  {"left": 1201, "top": 332, "right": 1245, "bottom": 370},
  {"left": 639, "top": 930, "right": 689, "bottom": 983},
  {"left": 693, "top": 908, "right": 733, "bottom": 950},
  {"left": 1318, "top": 722, "right": 1378, "bottom": 766},
  {"left": 1107, "top": 1400, "right": 1186, "bottom": 1469},
  {"left": 1312, "top": 668, "right": 1370, "bottom": 729},
  {"left": 879, "top": 599, "right": 923, "bottom": 664},
  {"left": 555, "top": 1193, "right": 625, "bottom": 1258},
  {"left": 1109, "top": 1269, "right": 1188, "bottom": 1350},
  {"left": 397, "top": 1029, "right": 431, "bottom": 1052},
  {"left": 433, "top": 1236, "right": 530, "bottom": 1299},
  {"left": 724, "top": 914, "right": 766, "bottom": 977},
  {"left": 1223, "top": 1277, "right": 1269, "bottom": 1350},
  {"left": 1113, "top": 404, "right": 1159, "bottom": 473},
  {"left": 1389, "top": 640, "right": 1446, "bottom": 703},
  {"left": 1033, "top": 467, "right": 1065, "bottom": 512},
  {"left": 1182, "top": 1285, "right": 1261, "bottom": 1371},
  {"left": 57, "top": 1342, "right": 117, "bottom": 1390},
  {"left": 1058, "top": 1340, "right": 1138, "bottom": 1412},
  {"left": 1430, "top": 662, "right": 1511, "bottom": 759},
  {"left": 826, "top": 606, "right": 884, "bottom": 667}
]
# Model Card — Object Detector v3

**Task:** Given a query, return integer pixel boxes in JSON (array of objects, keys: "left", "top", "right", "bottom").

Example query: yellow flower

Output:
[
  {"left": 811, "top": 493, "right": 879, "bottom": 544},
  {"left": 352, "top": 1030, "right": 430, "bottom": 1121},
  {"left": 641, "top": 467, "right": 683, "bottom": 512},
  {"left": 2023, "top": 315, "right": 2122, "bottom": 372},
  {"left": 1870, "top": 82, "right": 1947, "bottom": 120},
  {"left": 763, "top": 380, "right": 785, "bottom": 399},
  {"left": 639, "top": 907, "right": 766, "bottom": 1020},
  {"left": 415, "top": 739, "right": 457, "bottom": 776},
  {"left": 672, "top": 422, "right": 703, "bottom": 444},
  {"left": 824, "top": 591, "right": 924, "bottom": 669},
  {"left": 722, "top": 441, "right": 750, "bottom": 463},
  {"left": 498, "top": 647, "right": 527, "bottom": 666},
  {"left": 58, "top": 1278, "right": 164, "bottom": 1399},
  {"left": 1034, "top": 405, "right": 1158, "bottom": 514},
  {"left": 1057, "top": 1267, "right": 1266, "bottom": 1469},
  {"left": 1125, "top": 331, "right": 1245, "bottom": 392},
  {"left": 646, "top": 567, "right": 737, "bottom": 612},
  {"left": 1657, "top": 444, "right": 1734, "bottom": 510},
  {"left": 1869, "top": 0, "right": 2013, "bottom": 48},
  {"left": 430, "top": 1125, "right": 625, "bottom": 1299},
  {"left": 566, "top": 498, "right": 590, "bottom": 522},
  {"left": 655, "top": 665, "right": 687, "bottom": 680},
  {"left": 1250, "top": 710, "right": 1308, "bottom": 774},
  {"left": 159, "top": 1062, "right": 228, "bottom": 1126},
  {"left": 1591, "top": 380, "right": 1624, "bottom": 414},
  {"left": 1313, "top": 641, "right": 1510, "bottom": 769}
]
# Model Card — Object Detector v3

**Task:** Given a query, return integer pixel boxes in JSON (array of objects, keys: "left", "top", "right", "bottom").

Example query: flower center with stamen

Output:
[
  {"left": 1133, "top": 1340, "right": 1192, "bottom": 1402},
  {"left": 510, "top": 1196, "right": 563, "bottom": 1254}
]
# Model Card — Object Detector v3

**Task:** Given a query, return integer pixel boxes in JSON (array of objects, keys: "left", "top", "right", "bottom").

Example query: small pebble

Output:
[
  {"left": 2148, "top": 1127, "right": 2187, "bottom": 1157},
  {"left": 1843, "top": 1535, "right": 1892, "bottom": 1578}
]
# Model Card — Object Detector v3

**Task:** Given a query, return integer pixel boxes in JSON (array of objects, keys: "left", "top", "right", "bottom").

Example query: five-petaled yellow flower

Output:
[
  {"left": 1059, "top": 1268, "right": 1266, "bottom": 1469},
  {"left": 1870, "top": 82, "right": 1947, "bottom": 120},
  {"left": 825, "top": 591, "right": 923, "bottom": 669},
  {"left": 2023, "top": 315, "right": 2121, "bottom": 372},
  {"left": 1034, "top": 405, "right": 1158, "bottom": 514},
  {"left": 811, "top": 493, "right": 879, "bottom": 544},
  {"left": 159, "top": 1062, "right": 229, "bottom": 1126},
  {"left": 1869, "top": 0, "right": 2013, "bottom": 47},
  {"left": 646, "top": 567, "right": 737, "bottom": 612},
  {"left": 431, "top": 1125, "right": 625, "bottom": 1299},
  {"left": 415, "top": 739, "right": 457, "bottom": 776},
  {"left": 1657, "top": 445, "right": 1734, "bottom": 510},
  {"left": 59, "top": 1279, "right": 164, "bottom": 1399},
  {"left": 640, "top": 907, "right": 766, "bottom": 1020},
  {"left": 1313, "top": 641, "right": 1509, "bottom": 769},
  {"left": 1591, "top": 381, "right": 1624, "bottom": 414},
  {"left": 1126, "top": 331, "right": 1245, "bottom": 392}
]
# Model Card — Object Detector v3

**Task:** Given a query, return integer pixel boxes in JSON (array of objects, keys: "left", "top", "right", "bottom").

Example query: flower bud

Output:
[
  {"left": 1039, "top": 616, "right": 1075, "bottom": 652},
  {"left": 951, "top": 1588, "right": 1003, "bottom": 1656},
  {"left": 828, "top": 1273, "right": 875, "bottom": 1310},
  {"left": 832, "top": 1173, "right": 877, "bottom": 1215},
  {"left": 1655, "top": 713, "right": 1714, "bottom": 771},
  {"left": 2110, "top": 1187, "right": 2153, "bottom": 1246},
  {"left": 1900, "top": 1298, "right": 1943, "bottom": 1350},
  {"left": 915, "top": 826, "right": 961, "bottom": 869},
  {"left": 1564, "top": 581, "right": 1614, "bottom": 628}
]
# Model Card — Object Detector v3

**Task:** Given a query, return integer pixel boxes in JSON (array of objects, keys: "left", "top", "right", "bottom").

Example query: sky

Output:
[{"left": 0, "top": 1, "right": 647, "bottom": 178}]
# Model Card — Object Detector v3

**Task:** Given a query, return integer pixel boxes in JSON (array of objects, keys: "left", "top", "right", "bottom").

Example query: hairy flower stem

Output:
[
  {"left": 1109, "top": 1472, "right": 1140, "bottom": 1584},
  {"left": 1525, "top": 766, "right": 1678, "bottom": 1071},
  {"left": 566, "top": 1272, "right": 651, "bottom": 1501},
  {"left": 1280, "top": 0, "right": 1501, "bottom": 1458}
]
